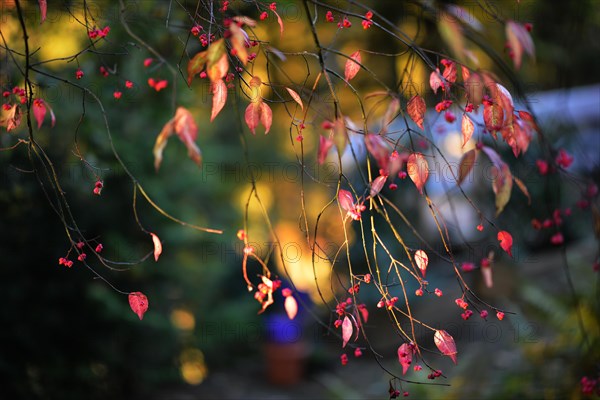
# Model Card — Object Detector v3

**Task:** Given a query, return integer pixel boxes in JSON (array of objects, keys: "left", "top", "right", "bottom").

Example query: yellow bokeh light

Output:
[
  {"left": 180, "top": 348, "right": 208, "bottom": 385},
  {"left": 170, "top": 308, "right": 195, "bottom": 331}
]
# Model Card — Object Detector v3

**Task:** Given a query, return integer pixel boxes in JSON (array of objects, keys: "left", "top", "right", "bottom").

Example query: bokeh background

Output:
[{"left": 1, "top": 0, "right": 599, "bottom": 399}]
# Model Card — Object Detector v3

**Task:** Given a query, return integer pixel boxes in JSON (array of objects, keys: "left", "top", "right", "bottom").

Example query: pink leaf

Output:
[
  {"left": 429, "top": 68, "right": 444, "bottom": 94},
  {"left": 357, "top": 304, "right": 369, "bottom": 323},
  {"left": 369, "top": 175, "right": 387, "bottom": 198},
  {"left": 259, "top": 102, "right": 272, "bottom": 134},
  {"left": 38, "top": 0, "right": 47, "bottom": 24},
  {"left": 481, "top": 146, "right": 513, "bottom": 215},
  {"left": 461, "top": 114, "right": 474, "bottom": 147},
  {"left": 434, "top": 330, "right": 457, "bottom": 364},
  {"left": 481, "top": 261, "right": 493, "bottom": 288},
  {"left": 284, "top": 295, "right": 298, "bottom": 320},
  {"left": 414, "top": 249, "right": 428, "bottom": 278},
  {"left": 286, "top": 87, "right": 303, "bottom": 110},
  {"left": 345, "top": 51, "right": 361, "bottom": 82},
  {"left": 497, "top": 230, "right": 513, "bottom": 257},
  {"left": 128, "top": 292, "right": 149, "bottom": 320},
  {"left": 211, "top": 79, "right": 227, "bottom": 122},
  {"left": 318, "top": 135, "right": 334, "bottom": 164},
  {"left": 341, "top": 315, "right": 353, "bottom": 348},
  {"left": 150, "top": 232, "right": 162, "bottom": 262},
  {"left": 506, "top": 20, "right": 534, "bottom": 70},
  {"left": 483, "top": 103, "right": 504, "bottom": 134},
  {"left": 338, "top": 190, "right": 355, "bottom": 213},
  {"left": 33, "top": 99, "right": 47, "bottom": 129},
  {"left": 245, "top": 103, "right": 260, "bottom": 135},
  {"left": 364, "top": 133, "right": 390, "bottom": 171},
  {"left": 397, "top": 343, "right": 415, "bottom": 375},
  {"left": 407, "top": 95, "right": 426, "bottom": 130},
  {"left": 407, "top": 153, "right": 429, "bottom": 194},
  {"left": 272, "top": 10, "right": 285, "bottom": 37}
]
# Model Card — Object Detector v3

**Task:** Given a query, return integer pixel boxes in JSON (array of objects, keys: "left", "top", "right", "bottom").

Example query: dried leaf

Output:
[
  {"left": 407, "top": 153, "right": 429, "bottom": 195},
  {"left": 414, "top": 249, "right": 429, "bottom": 278},
  {"left": 284, "top": 295, "right": 298, "bottom": 320},
  {"left": 497, "top": 230, "right": 513, "bottom": 257},
  {"left": 482, "top": 146, "right": 513, "bottom": 216},
  {"left": 1, "top": 104, "right": 22, "bottom": 132},
  {"left": 461, "top": 114, "right": 474, "bottom": 147},
  {"left": 211, "top": 79, "right": 227, "bottom": 122},
  {"left": 342, "top": 315, "right": 353, "bottom": 348},
  {"left": 286, "top": 87, "right": 303, "bottom": 110},
  {"left": 457, "top": 149, "right": 477, "bottom": 185},
  {"left": 129, "top": 292, "right": 149, "bottom": 320},
  {"left": 407, "top": 95, "right": 426, "bottom": 130},
  {"left": 345, "top": 51, "right": 361, "bottom": 82},
  {"left": 434, "top": 330, "right": 457, "bottom": 364}
]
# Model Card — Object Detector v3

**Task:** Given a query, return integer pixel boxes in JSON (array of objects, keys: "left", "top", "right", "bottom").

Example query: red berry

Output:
[
  {"left": 480, "top": 310, "right": 488, "bottom": 318},
  {"left": 95, "top": 244, "right": 103, "bottom": 253},
  {"left": 415, "top": 288, "right": 423, "bottom": 296},
  {"left": 75, "top": 69, "right": 84, "bottom": 79},
  {"left": 354, "top": 348, "right": 362, "bottom": 357},
  {"left": 496, "top": 311, "right": 505, "bottom": 320},
  {"left": 340, "top": 353, "right": 348, "bottom": 365},
  {"left": 78, "top": 253, "right": 87, "bottom": 262},
  {"left": 260, "top": 11, "right": 268, "bottom": 20},
  {"left": 434, "top": 288, "right": 443, "bottom": 297},
  {"left": 524, "top": 23, "right": 533, "bottom": 32}
]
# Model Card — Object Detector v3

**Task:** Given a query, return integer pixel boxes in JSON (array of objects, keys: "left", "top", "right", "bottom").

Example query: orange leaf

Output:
[
  {"left": 483, "top": 103, "right": 504, "bottom": 136},
  {"left": 414, "top": 249, "right": 428, "bottom": 277},
  {"left": 497, "top": 230, "right": 513, "bottom": 257},
  {"left": 187, "top": 50, "right": 207, "bottom": 85},
  {"left": 153, "top": 117, "right": 174, "bottom": 171},
  {"left": 434, "top": 330, "right": 457, "bottom": 364},
  {"left": 150, "top": 232, "right": 162, "bottom": 261},
  {"left": 461, "top": 113, "right": 474, "bottom": 147},
  {"left": 229, "top": 23, "right": 249, "bottom": 65},
  {"left": 284, "top": 296, "right": 298, "bottom": 320},
  {"left": 341, "top": 315, "right": 353, "bottom": 348},
  {"left": 407, "top": 95, "right": 426, "bottom": 129},
  {"left": 206, "top": 39, "right": 228, "bottom": 82},
  {"left": 245, "top": 102, "right": 260, "bottom": 135},
  {"left": 482, "top": 146, "right": 513, "bottom": 216},
  {"left": 407, "top": 153, "right": 429, "bottom": 195},
  {"left": 345, "top": 51, "right": 361, "bottom": 82},
  {"left": 211, "top": 79, "right": 227, "bottom": 122},
  {"left": 173, "top": 107, "right": 202, "bottom": 166},
  {"left": 286, "top": 87, "right": 303, "bottom": 110},
  {"left": 128, "top": 292, "right": 149, "bottom": 320},
  {"left": 272, "top": 10, "right": 284, "bottom": 37},
  {"left": 457, "top": 149, "right": 477, "bottom": 185}
]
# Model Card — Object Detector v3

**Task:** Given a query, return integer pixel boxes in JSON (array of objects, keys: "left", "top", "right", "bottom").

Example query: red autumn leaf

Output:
[
  {"left": 341, "top": 315, "right": 353, "bottom": 348},
  {"left": 434, "top": 330, "right": 457, "bottom": 364},
  {"left": 429, "top": 68, "right": 444, "bottom": 94},
  {"left": 496, "top": 83, "right": 514, "bottom": 119},
  {"left": 465, "top": 73, "right": 484, "bottom": 106},
  {"left": 150, "top": 232, "right": 162, "bottom": 261},
  {"left": 259, "top": 102, "right": 272, "bottom": 134},
  {"left": 211, "top": 79, "right": 227, "bottom": 122},
  {"left": 369, "top": 175, "right": 387, "bottom": 198},
  {"left": 318, "top": 135, "right": 334, "bottom": 164},
  {"left": 129, "top": 292, "right": 149, "bottom": 320},
  {"left": 461, "top": 65, "right": 471, "bottom": 82},
  {"left": 338, "top": 189, "right": 355, "bottom": 213},
  {"left": 33, "top": 99, "right": 47, "bottom": 129},
  {"left": 461, "top": 113, "right": 475, "bottom": 147},
  {"left": 407, "top": 95, "right": 426, "bottom": 130},
  {"left": 407, "top": 153, "right": 429, "bottom": 194},
  {"left": 345, "top": 51, "right": 361, "bottom": 82},
  {"left": 414, "top": 249, "right": 428, "bottom": 278},
  {"left": 442, "top": 61, "right": 457, "bottom": 83},
  {"left": 153, "top": 107, "right": 202, "bottom": 171},
  {"left": 38, "top": 0, "right": 47, "bottom": 24},
  {"left": 357, "top": 304, "right": 369, "bottom": 323},
  {"left": 483, "top": 103, "right": 504, "bottom": 134},
  {"left": 206, "top": 39, "right": 228, "bottom": 83},
  {"left": 457, "top": 149, "right": 477, "bottom": 185},
  {"left": 506, "top": 20, "right": 535, "bottom": 70},
  {"left": 245, "top": 103, "right": 260, "bottom": 135},
  {"left": 284, "top": 295, "right": 298, "bottom": 320},
  {"left": 397, "top": 343, "right": 415, "bottom": 375},
  {"left": 286, "top": 87, "right": 303, "bottom": 110},
  {"left": 497, "top": 230, "right": 513, "bottom": 257},
  {"left": 187, "top": 50, "right": 207, "bottom": 85},
  {"left": 481, "top": 146, "right": 513, "bottom": 216},
  {"left": 365, "top": 133, "right": 390, "bottom": 172}
]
